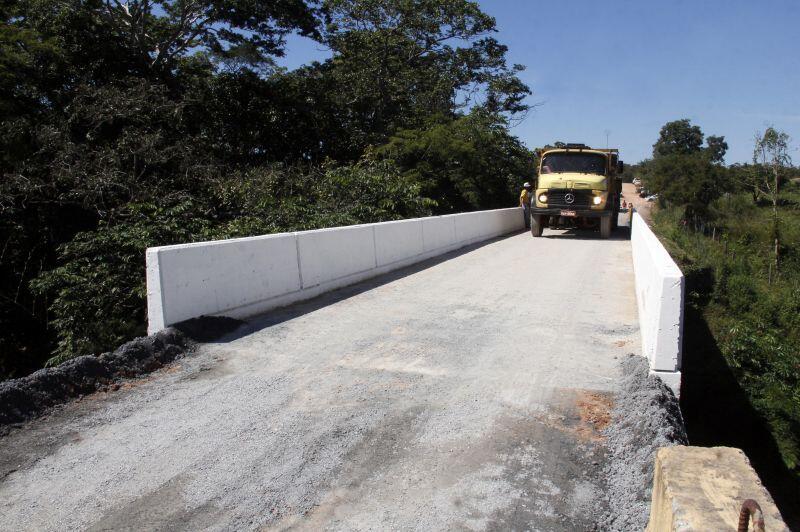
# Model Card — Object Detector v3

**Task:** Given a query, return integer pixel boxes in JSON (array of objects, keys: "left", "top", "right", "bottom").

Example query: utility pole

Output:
[{"left": 604, "top": 129, "right": 611, "bottom": 149}]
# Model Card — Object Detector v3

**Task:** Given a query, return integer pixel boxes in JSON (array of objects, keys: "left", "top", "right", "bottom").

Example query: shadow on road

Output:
[
  {"left": 536, "top": 211, "right": 632, "bottom": 242},
  {"left": 541, "top": 226, "right": 631, "bottom": 241},
  {"left": 208, "top": 220, "right": 632, "bottom": 346},
  {"left": 207, "top": 233, "right": 522, "bottom": 344}
]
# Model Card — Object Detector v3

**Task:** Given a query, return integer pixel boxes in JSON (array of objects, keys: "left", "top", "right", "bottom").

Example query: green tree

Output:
[
  {"left": 1, "top": 0, "right": 532, "bottom": 377},
  {"left": 706, "top": 134, "right": 728, "bottom": 165},
  {"left": 653, "top": 119, "right": 704, "bottom": 158},
  {"left": 752, "top": 127, "right": 792, "bottom": 272},
  {"left": 90, "top": 0, "right": 319, "bottom": 75},
  {"left": 645, "top": 119, "right": 732, "bottom": 218},
  {"left": 0, "top": 0, "right": 324, "bottom": 375},
  {"left": 314, "top": 0, "right": 530, "bottom": 154},
  {"left": 641, "top": 153, "right": 726, "bottom": 217},
  {"left": 376, "top": 111, "right": 535, "bottom": 212}
]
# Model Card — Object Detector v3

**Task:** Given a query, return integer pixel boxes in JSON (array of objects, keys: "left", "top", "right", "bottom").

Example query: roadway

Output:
[{"left": 0, "top": 219, "right": 638, "bottom": 531}]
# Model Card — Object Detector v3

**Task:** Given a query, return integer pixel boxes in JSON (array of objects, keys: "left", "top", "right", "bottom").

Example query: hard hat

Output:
[{"left": 523, "top": 182, "right": 531, "bottom": 188}]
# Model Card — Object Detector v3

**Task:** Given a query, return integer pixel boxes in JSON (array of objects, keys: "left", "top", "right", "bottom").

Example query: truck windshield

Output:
[{"left": 540, "top": 153, "right": 607, "bottom": 175}]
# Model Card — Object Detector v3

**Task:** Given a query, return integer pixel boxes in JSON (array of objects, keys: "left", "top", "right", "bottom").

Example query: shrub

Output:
[
  {"left": 30, "top": 201, "right": 213, "bottom": 365},
  {"left": 652, "top": 195, "right": 800, "bottom": 477}
]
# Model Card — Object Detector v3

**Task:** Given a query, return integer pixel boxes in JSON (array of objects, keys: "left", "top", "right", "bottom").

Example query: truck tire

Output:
[
  {"left": 600, "top": 216, "right": 612, "bottom": 239},
  {"left": 531, "top": 214, "right": 544, "bottom": 237},
  {"left": 612, "top": 197, "right": 619, "bottom": 229}
]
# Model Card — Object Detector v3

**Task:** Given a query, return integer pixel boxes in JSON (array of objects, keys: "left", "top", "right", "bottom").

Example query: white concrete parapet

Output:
[
  {"left": 631, "top": 212, "right": 684, "bottom": 395},
  {"left": 146, "top": 208, "right": 524, "bottom": 334}
]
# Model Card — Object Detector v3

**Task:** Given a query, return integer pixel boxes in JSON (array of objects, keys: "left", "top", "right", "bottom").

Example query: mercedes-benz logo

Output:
[{"left": 564, "top": 193, "right": 575, "bottom": 204}]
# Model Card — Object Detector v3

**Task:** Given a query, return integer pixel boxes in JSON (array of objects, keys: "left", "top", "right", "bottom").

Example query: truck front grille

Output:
[{"left": 547, "top": 189, "right": 593, "bottom": 208}]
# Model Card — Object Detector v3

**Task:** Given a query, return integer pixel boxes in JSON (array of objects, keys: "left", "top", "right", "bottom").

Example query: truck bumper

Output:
[{"left": 530, "top": 207, "right": 612, "bottom": 218}]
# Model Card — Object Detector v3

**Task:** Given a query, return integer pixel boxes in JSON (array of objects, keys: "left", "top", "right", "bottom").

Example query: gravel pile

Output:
[
  {"left": 0, "top": 328, "right": 190, "bottom": 427},
  {"left": 598, "top": 354, "right": 688, "bottom": 531},
  {"left": 0, "top": 315, "right": 246, "bottom": 429}
]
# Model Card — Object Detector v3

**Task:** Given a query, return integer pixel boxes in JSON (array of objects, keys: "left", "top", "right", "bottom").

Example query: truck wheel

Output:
[
  {"left": 600, "top": 216, "right": 612, "bottom": 239},
  {"left": 531, "top": 214, "right": 544, "bottom": 237},
  {"left": 612, "top": 200, "right": 619, "bottom": 229}
]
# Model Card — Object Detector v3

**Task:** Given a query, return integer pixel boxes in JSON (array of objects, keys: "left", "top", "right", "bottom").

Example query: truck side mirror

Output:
[{"left": 617, "top": 161, "right": 624, "bottom": 174}]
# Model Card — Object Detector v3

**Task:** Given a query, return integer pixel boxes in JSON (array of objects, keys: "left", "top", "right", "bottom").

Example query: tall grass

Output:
[{"left": 652, "top": 186, "right": 800, "bottom": 477}]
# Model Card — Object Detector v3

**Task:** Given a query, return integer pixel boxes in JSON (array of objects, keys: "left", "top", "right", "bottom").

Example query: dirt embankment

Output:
[
  {"left": 0, "top": 316, "right": 243, "bottom": 429},
  {"left": 599, "top": 354, "right": 688, "bottom": 531}
]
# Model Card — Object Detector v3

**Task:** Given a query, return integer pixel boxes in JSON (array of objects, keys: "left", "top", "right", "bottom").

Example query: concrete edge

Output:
[
  {"left": 631, "top": 211, "right": 684, "bottom": 394},
  {"left": 147, "top": 208, "right": 524, "bottom": 333},
  {"left": 646, "top": 446, "right": 789, "bottom": 531}
]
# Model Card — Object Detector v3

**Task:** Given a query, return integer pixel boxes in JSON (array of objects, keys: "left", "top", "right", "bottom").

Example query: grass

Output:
[{"left": 650, "top": 186, "right": 800, "bottom": 525}]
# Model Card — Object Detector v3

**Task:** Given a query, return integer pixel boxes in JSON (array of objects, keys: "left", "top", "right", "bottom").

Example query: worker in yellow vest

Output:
[{"left": 520, "top": 182, "right": 532, "bottom": 229}]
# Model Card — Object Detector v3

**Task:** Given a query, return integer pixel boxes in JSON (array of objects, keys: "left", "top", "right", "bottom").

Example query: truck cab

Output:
[{"left": 530, "top": 143, "right": 623, "bottom": 238}]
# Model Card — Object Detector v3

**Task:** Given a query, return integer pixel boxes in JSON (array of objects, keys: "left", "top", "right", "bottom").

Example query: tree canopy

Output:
[
  {"left": 643, "top": 119, "right": 729, "bottom": 213},
  {"left": 0, "top": 0, "right": 533, "bottom": 377},
  {"left": 653, "top": 118, "right": 705, "bottom": 157}
]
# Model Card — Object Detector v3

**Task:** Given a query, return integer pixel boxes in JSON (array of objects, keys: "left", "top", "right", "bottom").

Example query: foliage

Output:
[
  {"left": 705, "top": 135, "right": 728, "bottom": 165},
  {"left": 652, "top": 118, "right": 704, "bottom": 158},
  {"left": 642, "top": 119, "right": 731, "bottom": 216},
  {"left": 375, "top": 111, "right": 535, "bottom": 211},
  {"left": 752, "top": 128, "right": 792, "bottom": 205},
  {"left": 311, "top": 0, "right": 531, "bottom": 156},
  {"left": 640, "top": 153, "right": 728, "bottom": 215},
  {"left": 29, "top": 201, "right": 214, "bottom": 365},
  {"left": 651, "top": 182, "right": 800, "bottom": 482},
  {"left": 0, "top": 0, "right": 532, "bottom": 378}
]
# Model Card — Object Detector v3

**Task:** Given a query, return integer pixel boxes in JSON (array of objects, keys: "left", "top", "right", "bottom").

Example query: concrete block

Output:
[
  {"left": 422, "top": 215, "right": 457, "bottom": 252},
  {"left": 632, "top": 213, "right": 684, "bottom": 376},
  {"left": 150, "top": 234, "right": 301, "bottom": 333},
  {"left": 453, "top": 212, "right": 485, "bottom": 243},
  {"left": 647, "top": 446, "right": 788, "bottom": 531},
  {"left": 145, "top": 248, "right": 165, "bottom": 334},
  {"left": 146, "top": 208, "right": 525, "bottom": 333},
  {"left": 496, "top": 207, "right": 525, "bottom": 234},
  {"left": 450, "top": 208, "right": 524, "bottom": 249},
  {"left": 373, "top": 219, "right": 424, "bottom": 267},
  {"left": 297, "top": 224, "right": 376, "bottom": 288}
]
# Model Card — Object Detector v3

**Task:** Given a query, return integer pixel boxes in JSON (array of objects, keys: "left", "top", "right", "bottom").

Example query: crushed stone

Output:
[
  {"left": 0, "top": 329, "right": 189, "bottom": 428},
  {"left": 598, "top": 354, "right": 688, "bottom": 531},
  {"left": 0, "top": 316, "right": 244, "bottom": 428}
]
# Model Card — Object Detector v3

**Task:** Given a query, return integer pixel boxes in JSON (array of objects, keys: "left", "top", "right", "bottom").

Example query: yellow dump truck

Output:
[{"left": 530, "top": 143, "right": 623, "bottom": 238}]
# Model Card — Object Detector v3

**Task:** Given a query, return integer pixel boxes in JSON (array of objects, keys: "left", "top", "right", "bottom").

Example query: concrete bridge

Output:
[{"left": 0, "top": 209, "right": 688, "bottom": 530}]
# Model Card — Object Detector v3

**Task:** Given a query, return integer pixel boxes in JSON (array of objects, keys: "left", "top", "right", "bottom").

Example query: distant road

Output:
[
  {"left": 622, "top": 182, "right": 653, "bottom": 223},
  {"left": 0, "top": 218, "right": 638, "bottom": 531}
]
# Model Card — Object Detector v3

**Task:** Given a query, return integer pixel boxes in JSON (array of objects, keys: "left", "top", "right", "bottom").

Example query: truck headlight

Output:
[
  {"left": 593, "top": 196, "right": 602, "bottom": 205},
  {"left": 538, "top": 193, "right": 548, "bottom": 203}
]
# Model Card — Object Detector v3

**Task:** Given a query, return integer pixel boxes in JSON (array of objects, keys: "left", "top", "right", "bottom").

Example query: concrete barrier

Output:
[
  {"left": 646, "top": 446, "right": 788, "bottom": 531},
  {"left": 631, "top": 212, "right": 684, "bottom": 395},
  {"left": 147, "top": 208, "right": 524, "bottom": 333}
]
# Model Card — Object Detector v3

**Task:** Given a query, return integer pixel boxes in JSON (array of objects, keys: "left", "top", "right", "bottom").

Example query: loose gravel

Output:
[
  {"left": 0, "top": 229, "right": 683, "bottom": 531},
  {"left": 0, "top": 316, "right": 243, "bottom": 429},
  {"left": 0, "top": 329, "right": 189, "bottom": 428},
  {"left": 599, "top": 354, "right": 688, "bottom": 531}
]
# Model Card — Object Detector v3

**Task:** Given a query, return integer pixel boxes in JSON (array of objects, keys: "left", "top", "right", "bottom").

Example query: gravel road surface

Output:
[{"left": 0, "top": 221, "right": 639, "bottom": 531}]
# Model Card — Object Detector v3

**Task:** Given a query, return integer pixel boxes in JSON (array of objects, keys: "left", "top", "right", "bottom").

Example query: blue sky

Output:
[{"left": 276, "top": 0, "right": 800, "bottom": 164}]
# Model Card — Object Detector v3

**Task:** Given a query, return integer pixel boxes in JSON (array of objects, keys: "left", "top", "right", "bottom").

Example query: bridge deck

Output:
[{"left": 0, "top": 223, "right": 638, "bottom": 531}]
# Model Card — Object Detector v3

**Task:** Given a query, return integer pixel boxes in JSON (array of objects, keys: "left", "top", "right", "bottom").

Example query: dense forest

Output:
[
  {"left": 0, "top": 0, "right": 537, "bottom": 378},
  {"left": 639, "top": 119, "right": 800, "bottom": 507}
]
